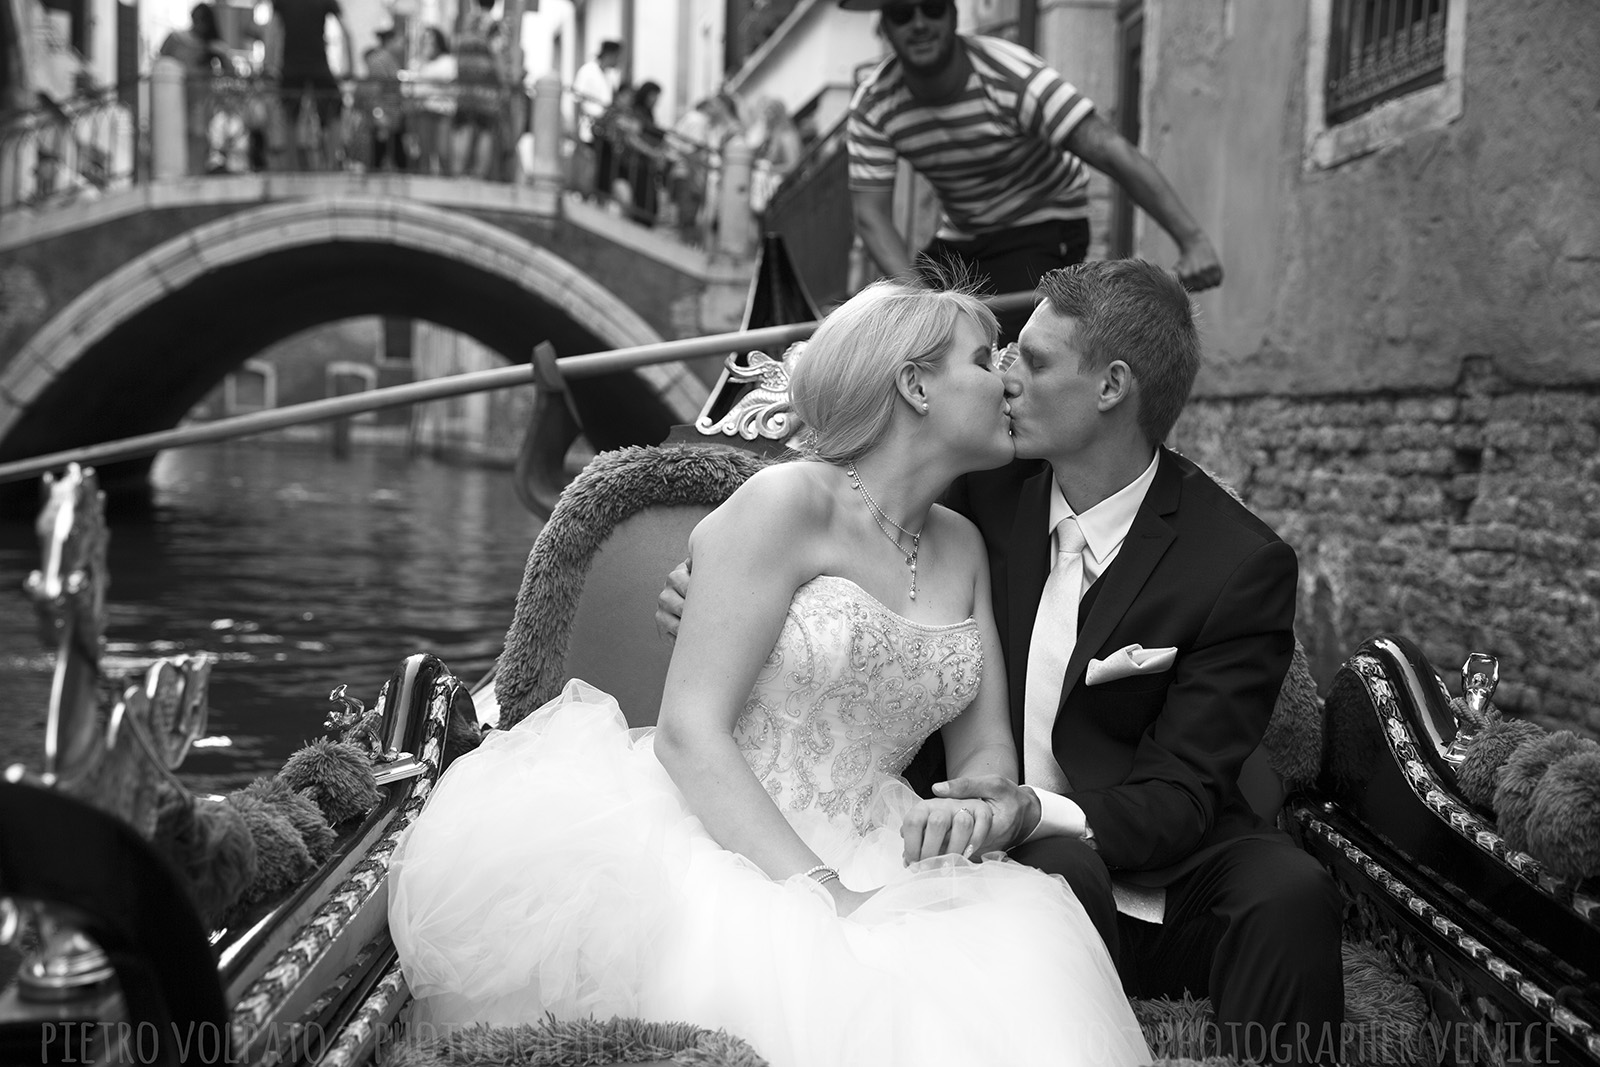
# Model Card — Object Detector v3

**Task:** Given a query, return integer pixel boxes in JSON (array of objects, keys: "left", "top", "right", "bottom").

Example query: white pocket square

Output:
[{"left": 1086, "top": 644, "right": 1177, "bottom": 685}]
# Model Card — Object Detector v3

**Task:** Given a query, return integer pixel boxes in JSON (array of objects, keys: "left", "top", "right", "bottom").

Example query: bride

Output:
[{"left": 388, "top": 280, "right": 1152, "bottom": 1067}]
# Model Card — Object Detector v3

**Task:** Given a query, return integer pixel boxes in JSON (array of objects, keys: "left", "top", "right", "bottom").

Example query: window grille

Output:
[{"left": 1325, "top": 0, "right": 1448, "bottom": 125}]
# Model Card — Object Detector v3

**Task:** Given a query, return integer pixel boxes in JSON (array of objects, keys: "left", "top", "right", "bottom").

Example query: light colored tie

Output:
[{"left": 1024, "top": 516, "right": 1087, "bottom": 793}]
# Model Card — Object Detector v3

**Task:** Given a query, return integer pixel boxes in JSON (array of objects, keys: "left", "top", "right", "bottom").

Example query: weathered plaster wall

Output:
[
  {"left": 1037, "top": 0, "right": 1120, "bottom": 261},
  {"left": 1134, "top": 0, "right": 1600, "bottom": 735},
  {"left": 1143, "top": 0, "right": 1600, "bottom": 395}
]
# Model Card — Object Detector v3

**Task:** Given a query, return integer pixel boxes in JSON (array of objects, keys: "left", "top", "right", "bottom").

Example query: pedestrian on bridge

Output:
[
  {"left": 451, "top": 0, "right": 505, "bottom": 179},
  {"left": 264, "top": 0, "right": 353, "bottom": 170},
  {"left": 157, "top": 3, "right": 228, "bottom": 175},
  {"left": 573, "top": 40, "right": 624, "bottom": 200}
]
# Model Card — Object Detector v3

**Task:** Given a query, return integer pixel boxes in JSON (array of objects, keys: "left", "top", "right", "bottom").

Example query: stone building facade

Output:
[{"left": 1119, "top": 0, "right": 1599, "bottom": 735}]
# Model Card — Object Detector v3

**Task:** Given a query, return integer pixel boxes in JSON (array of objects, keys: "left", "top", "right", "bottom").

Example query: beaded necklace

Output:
[{"left": 846, "top": 463, "right": 922, "bottom": 600}]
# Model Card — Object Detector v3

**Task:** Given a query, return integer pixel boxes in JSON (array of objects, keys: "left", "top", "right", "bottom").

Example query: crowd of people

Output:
[
  {"left": 155, "top": 0, "right": 520, "bottom": 179},
  {"left": 152, "top": 9, "right": 803, "bottom": 240},
  {"left": 571, "top": 38, "right": 807, "bottom": 243}
]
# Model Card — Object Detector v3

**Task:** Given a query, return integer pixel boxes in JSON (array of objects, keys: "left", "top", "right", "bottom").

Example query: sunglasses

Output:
[{"left": 883, "top": 0, "right": 950, "bottom": 26}]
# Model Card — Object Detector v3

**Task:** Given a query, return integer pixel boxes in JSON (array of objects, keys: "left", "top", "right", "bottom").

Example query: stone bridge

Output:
[{"left": 0, "top": 166, "right": 755, "bottom": 504}]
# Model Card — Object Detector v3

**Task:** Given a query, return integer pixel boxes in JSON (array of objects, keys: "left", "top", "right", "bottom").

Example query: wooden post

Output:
[
  {"left": 150, "top": 56, "right": 187, "bottom": 180},
  {"left": 528, "top": 71, "right": 564, "bottom": 215}
]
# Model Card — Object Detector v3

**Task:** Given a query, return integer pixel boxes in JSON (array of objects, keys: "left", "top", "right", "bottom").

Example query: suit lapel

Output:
[
  {"left": 1054, "top": 449, "right": 1182, "bottom": 712},
  {"left": 1006, "top": 466, "right": 1055, "bottom": 752}
]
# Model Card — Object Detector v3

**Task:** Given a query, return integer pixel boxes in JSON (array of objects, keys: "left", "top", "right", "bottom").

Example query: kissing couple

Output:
[{"left": 389, "top": 260, "right": 1344, "bottom": 1067}]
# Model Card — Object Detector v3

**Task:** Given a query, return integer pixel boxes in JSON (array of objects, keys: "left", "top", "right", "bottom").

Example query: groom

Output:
[{"left": 909, "top": 259, "right": 1342, "bottom": 1067}]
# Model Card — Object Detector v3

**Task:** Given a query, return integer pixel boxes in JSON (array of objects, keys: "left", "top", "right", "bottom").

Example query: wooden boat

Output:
[{"left": 1, "top": 241, "right": 1596, "bottom": 1067}]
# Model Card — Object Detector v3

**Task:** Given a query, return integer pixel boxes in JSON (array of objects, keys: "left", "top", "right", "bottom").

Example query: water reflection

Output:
[{"left": 0, "top": 441, "right": 542, "bottom": 793}]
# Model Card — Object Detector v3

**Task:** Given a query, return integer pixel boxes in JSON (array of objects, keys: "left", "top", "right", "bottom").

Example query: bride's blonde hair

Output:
[{"left": 787, "top": 279, "right": 997, "bottom": 464}]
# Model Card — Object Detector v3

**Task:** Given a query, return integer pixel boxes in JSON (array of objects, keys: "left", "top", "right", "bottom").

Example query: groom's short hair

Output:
[{"left": 1036, "top": 260, "right": 1200, "bottom": 447}]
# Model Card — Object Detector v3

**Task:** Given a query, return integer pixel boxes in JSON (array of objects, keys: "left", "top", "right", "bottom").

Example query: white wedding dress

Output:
[{"left": 389, "top": 575, "right": 1150, "bottom": 1067}]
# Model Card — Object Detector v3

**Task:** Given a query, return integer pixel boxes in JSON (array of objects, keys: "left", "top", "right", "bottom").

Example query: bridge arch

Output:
[{"left": 0, "top": 196, "right": 705, "bottom": 498}]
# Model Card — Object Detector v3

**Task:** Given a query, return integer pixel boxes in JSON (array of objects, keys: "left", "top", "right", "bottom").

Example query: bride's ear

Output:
[{"left": 893, "top": 362, "right": 930, "bottom": 414}]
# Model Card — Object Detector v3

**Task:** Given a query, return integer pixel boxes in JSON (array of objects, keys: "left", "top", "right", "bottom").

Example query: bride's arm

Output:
[
  {"left": 652, "top": 467, "right": 873, "bottom": 914},
  {"left": 940, "top": 546, "right": 1014, "bottom": 783},
  {"left": 902, "top": 516, "right": 1017, "bottom": 862}
]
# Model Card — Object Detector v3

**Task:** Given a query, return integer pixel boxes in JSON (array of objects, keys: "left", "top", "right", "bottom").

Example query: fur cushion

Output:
[{"left": 1493, "top": 731, "right": 1598, "bottom": 853}]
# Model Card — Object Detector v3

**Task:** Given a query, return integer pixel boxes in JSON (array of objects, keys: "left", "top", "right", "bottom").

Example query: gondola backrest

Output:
[
  {"left": 562, "top": 504, "right": 717, "bottom": 727},
  {"left": 494, "top": 444, "right": 778, "bottom": 731}
]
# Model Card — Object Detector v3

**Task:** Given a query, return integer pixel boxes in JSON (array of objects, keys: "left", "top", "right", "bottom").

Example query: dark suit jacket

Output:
[{"left": 945, "top": 448, "right": 1298, "bottom": 888}]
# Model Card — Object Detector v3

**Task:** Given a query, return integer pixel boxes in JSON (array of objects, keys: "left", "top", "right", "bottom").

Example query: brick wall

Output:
[{"left": 1175, "top": 358, "right": 1600, "bottom": 740}]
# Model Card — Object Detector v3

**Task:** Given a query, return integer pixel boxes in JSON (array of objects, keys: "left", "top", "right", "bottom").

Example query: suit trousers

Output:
[{"left": 1011, "top": 834, "right": 1345, "bottom": 1067}]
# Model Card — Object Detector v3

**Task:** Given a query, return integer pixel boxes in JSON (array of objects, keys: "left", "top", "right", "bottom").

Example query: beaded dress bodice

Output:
[{"left": 733, "top": 575, "right": 984, "bottom": 833}]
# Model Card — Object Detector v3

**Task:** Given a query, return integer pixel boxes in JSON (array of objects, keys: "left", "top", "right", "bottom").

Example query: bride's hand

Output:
[{"left": 900, "top": 798, "right": 995, "bottom": 864}]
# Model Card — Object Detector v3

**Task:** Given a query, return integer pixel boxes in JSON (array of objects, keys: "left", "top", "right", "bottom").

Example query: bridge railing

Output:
[
  {"left": 0, "top": 84, "right": 142, "bottom": 210},
  {"left": 0, "top": 64, "right": 755, "bottom": 252}
]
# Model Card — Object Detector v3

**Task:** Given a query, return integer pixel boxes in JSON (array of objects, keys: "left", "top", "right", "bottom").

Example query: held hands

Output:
[
  {"left": 654, "top": 558, "right": 691, "bottom": 640},
  {"left": 900, "top": 798, "right": 996, "bottom": 864},
  {"left": 900, "top": 775, "right": 1046, "bottom": 864},
  {"left": 910, "top": 776, "right": 1041, "bottom": 861},
  {"left": 1174, "top": 237, "right": 1224, "bottom": 292}
]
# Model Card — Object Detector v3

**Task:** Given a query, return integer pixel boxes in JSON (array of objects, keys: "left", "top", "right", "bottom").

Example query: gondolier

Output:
[{"left": 843, "top": 0, "right": 1223, "bottom": 338}]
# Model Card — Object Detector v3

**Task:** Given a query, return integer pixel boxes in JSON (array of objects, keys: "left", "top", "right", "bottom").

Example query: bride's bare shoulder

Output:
[
  {"left": 692, "top": 460, "right": 839, "bottom": 546},
  {"left": 928, "top": 502, "right": 984, "bottom": 558}
]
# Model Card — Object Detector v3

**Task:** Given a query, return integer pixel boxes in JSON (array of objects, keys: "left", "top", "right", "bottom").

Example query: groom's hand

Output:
[
  {"left": 934, "top": 777, "right": 1041, "bottom": 851},
  {"left": 654, "top": 558, "right": 692, "bottom": 640}
]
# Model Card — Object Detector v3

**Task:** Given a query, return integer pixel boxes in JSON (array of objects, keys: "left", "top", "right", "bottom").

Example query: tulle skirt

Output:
[{"left": 389, "top": 680, "right": 1151, "bottom": 1067}]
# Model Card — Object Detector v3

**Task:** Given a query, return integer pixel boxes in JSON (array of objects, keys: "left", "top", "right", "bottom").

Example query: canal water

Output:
[{"left": 0, "top": 441, "right": 544, "bottom": 794}]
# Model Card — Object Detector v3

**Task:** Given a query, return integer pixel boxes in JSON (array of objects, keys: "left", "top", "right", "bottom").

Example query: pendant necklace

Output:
[{"left": 847, "top": 463, "right": 921, "bottom": 600}]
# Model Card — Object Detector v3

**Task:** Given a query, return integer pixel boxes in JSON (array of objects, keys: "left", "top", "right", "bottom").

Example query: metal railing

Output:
[
  {"left": 764, "top": 113, "right": 851, "bottom": 308},
  {"left": 0, "top": 291, "right": 1037, "bottom": 486},
  {"left": 0, "top": 85, "right": 143, "bottom": 209},
  {"left": 0, "top": 66, "right": 746, "bottom": 251},
  {"left": 568, "top": 87, "right": 733, "bottom": 248},
  {"left": 1325, "top": 0, "right": 1448, "bottom": 124}
]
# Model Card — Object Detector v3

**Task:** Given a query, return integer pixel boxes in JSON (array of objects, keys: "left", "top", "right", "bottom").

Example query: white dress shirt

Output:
[
  {"left": 572, "top": 60, "right": 617, "bottom": 142},
  {"left": 1023, "top": 450, "right": 1161, "bottom": 843}
]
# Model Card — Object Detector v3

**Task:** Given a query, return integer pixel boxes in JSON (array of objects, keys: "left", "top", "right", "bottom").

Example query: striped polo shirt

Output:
[{"left": 848, "top": 35, "right": 1095, "bottom": 242}]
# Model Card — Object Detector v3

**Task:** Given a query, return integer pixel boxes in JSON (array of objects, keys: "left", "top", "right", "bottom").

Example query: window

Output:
[
  {"left": 1304, "top": 0, "right": 1464, "bottom": 170},
  {"left": 1325, "top": 0, "right": 1447, "bottom": 125}
]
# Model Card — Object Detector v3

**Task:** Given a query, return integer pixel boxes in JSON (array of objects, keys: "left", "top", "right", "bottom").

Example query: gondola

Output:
[{"left": 1, "top": 239, "right": 1595, "bottom": 1067}]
